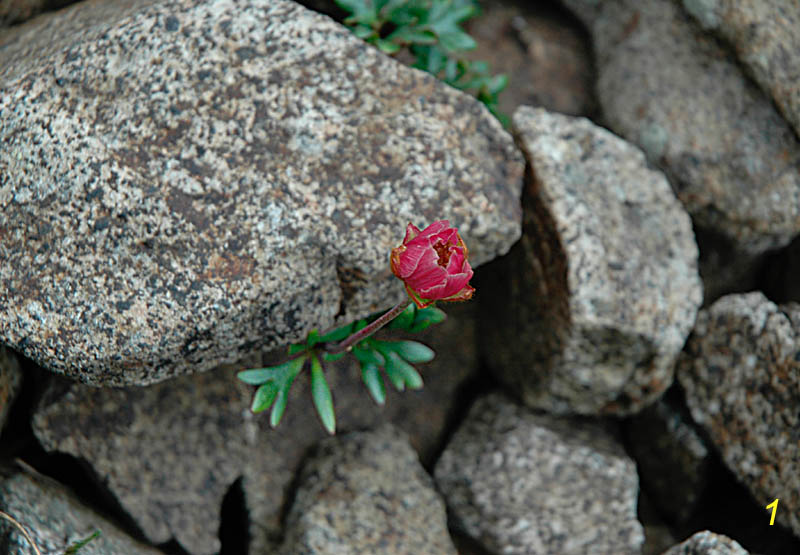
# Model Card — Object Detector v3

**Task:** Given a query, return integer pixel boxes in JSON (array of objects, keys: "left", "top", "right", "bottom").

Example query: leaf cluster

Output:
[
  {"left": 334, "top": 0, "right": 508, "bottom": 123},
  {"left": 237, "top": 304, "right": 445, "bottom": 434}
]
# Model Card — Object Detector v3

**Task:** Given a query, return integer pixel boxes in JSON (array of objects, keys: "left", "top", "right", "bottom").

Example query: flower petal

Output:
[
  {"left": 441, "top": 271, "right": 473, "bottom": 298},
  {"left": 394, "top": 241, "right": 433, "bottom": 279},
  {"left": 441, "top": 284, "right": 475, "bottom": 302},
  {"left": 445, "top": 246, "right": 466, "bottom": 274},
  {"left": 417, "top": 220, "right": 449, "bottom": 240}
]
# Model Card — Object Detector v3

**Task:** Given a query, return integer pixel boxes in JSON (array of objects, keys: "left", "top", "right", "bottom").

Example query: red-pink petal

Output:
[
  {"left": 432, "top": 227, "right": 458, "bottom": 247},
  {"left": 417, "top": 220, "right": 449, "bottom": 240},
  {"left": 440, "top": 271, "right": 472, "bottom": 297},
  {"left": 404, "top": 259, "right": 448, "bottom": 291},
  {"left": 394, "top": 242, "right": 432, "bottom": 279},
  {"left": 445, "top": 246, "right": 466, "bottom": 274}
]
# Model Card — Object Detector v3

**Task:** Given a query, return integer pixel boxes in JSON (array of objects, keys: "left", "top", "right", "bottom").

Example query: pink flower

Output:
[{"left": 390, "top": 220, "right": 475, "bottom": 309}]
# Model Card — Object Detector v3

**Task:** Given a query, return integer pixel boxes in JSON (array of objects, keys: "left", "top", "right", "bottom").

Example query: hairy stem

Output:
[{"left": 325, "top": 299, "right": 412, "bottom": 354}]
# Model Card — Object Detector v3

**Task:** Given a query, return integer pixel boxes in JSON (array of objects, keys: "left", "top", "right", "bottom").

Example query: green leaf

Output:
[
  {"left": 288, "top": 344, "right": 306, "bottom": 356},
  {"left": 387, "top": 303, "right": 416, "bottom": 330},
  {"left": 353, "top": 343, "right": 386, "bottom": 367},
  {"left": 65, "top": 530, "right": 101, "bottom": 554},
  {"left": 360, "top": 361, "right": 386, "bottom": 405},
  {"left": 306, "top": 329, "right": 320, "bottom": 348},
  {"left": 409, "top": 306, "right": 446, "bottom": 333},
  {"left": 387, "top": 26, "right": 437, "bottom": 45},
  {"left": 322, "top": 351, "right": 346, "bottom": 362},
  {"left": 238, "top": 366, "right": 282, "bottom": 385},
  {"left": 336, "top": 0, "right": 379, "bottom": 26},
  {"left": 269, "top": 357, "right": 305, "bottom": 427},
  {"left": 487, "top": 73, "right": 508, "bottom": 95},
  {"left": 319, "top": 322, "right": 355, "bottom": 343},
  {"left": 310, "top": 355, "right": 336, "bottom": 434},
  {"left": 438, "top": 29, "right": 477, "bottom": 53},
  {"left": 375, "top": 38, "right": 403, "bottom": 54},
  {"left": 392, "top": 340, "right": 435, "bottom": 363},
  {"left": 384, "top": 351, "right": 424, "bottom": 391},
  {"left": 251, "top": 382, "right": 279, "bottom": 413}
]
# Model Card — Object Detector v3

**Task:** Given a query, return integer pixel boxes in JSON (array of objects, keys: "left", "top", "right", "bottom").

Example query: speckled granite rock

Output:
[
  {"left": 683, "top": 0, "right": 800, "bottom": 139},
  {"left": 677, "top": 292, "right": 800, "bottom": 535},
  {"left": 434, "top": 393, "right": 644, "bottom": 555},
  {"left": 0, "top": 468, "right": 161, "bottom": 555},
  {"left": 0, "top": 0, "right": 522, "bottom": 387},
  {"left": 278, "top": 425, "right": 456, "bottom": 555},
  {"left": 480, "top": 106, "right": 701, "bottom": 415},
  {"left": 0, "top": 346, "right": 23, "bottom": 432},
  {"left": 32, "top": 304, "right": 477, "bottom": 554},
  {"left": 561, "top": 0, "right": 800, "bottom": 256},
  {"left": 625, "top": 394, "right": 710, "bottom": 525},
  {"left": 662, "top": 530, "right": 748, "bottom": 555}
]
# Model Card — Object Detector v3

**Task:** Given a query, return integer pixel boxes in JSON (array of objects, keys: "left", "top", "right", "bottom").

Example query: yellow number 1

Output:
[{"left": 766, "top": 498, "right": 779, "bottom": 526}]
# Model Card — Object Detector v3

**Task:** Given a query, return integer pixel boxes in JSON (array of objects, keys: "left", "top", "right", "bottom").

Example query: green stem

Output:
[{"left": 325, "top": 299, "right": 412, "bottom": 355}]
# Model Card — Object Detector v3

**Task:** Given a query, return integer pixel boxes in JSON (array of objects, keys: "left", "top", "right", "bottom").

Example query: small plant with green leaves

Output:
[
  {"left": 238, "top": 220, "right": 474, "bottom": 433},
  {"left": 334, "top": 0, "right": 508, "bottom": 124}
]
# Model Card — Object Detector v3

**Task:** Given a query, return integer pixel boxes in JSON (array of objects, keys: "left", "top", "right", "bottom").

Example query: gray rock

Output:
[
  {"left": 32, "top": 304, "right": 478, "bottom": 554},
  {"left": 0, "top": 467, "right": 161, "bottom": 555},
  {"left": 465, "top": 1, "right": 596, "bottom": 117},
  {"left": 0, "top": 346, "right": 23, "bottom": 432},
  {"left": 0, "top": 0, "right": 522, "bottom": 386},
  {"left": 677, "top": 292, "right": 800, "bottom": 535},
  {"left": 434, "top": 393, "right": 644, "bottom": 555},
  {"left": 278, "top": 425, "right": 456, "bottom": 555},
  {"left": 625, "top": 395, "right": 710, "bottom": 524},
  {"left": 480, "top": 106, "right": 701, "bottom": 415},
  {"left": 682, "top": 0, "right": 800, "bottom": 139},
  {"left": 661, "top": 530, "right": 748, "bottom": 555},
  {"left": 561, "top": 0, "right": 800, "bottom": 255},
  {"left": 0, "top": 0, "right": 48, "bottom": 27}
]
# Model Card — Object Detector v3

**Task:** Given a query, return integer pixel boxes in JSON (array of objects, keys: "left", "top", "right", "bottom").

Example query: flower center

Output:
[{"left": 433, "top": 240, "right": 452, "bottom": 267}]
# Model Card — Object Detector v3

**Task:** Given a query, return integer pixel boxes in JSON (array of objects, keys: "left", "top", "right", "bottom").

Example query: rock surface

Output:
[
  {"left": 561, "top": 0, "right": 800, "bottom": 255},
  {"left": 32, "top": 303, "right": 477, "bottom": 554},
  {"left": 435, "top": 393, "right": 644, "bottom": 555},
  {"left": 677, "top": 292, "right": 800, "bottom": 535},
  {"left": 662, "top": 530, "right": 748, "bottom": 555},
  {"left": 0, "top": 467, "right": 161, "bottom": 554},
  {"left": 278, "top": 425, "right": 456, "bottom": 555},
  {"left": 0, "top": 0, "right": 522, "bottom": 386},
  {"left": 625, "top": 394, "right": 710, "bottom": 525},
  {"left": 0, "top": 346, "right": 23, "bottom": 432},
  {"left": 480, "top": 106, "right": 701, "bottom": 415},
  {"left": 465, "top": 0, "right": 595, "bottom": 117},
  {"left": 682, "top": 0, "right": 800, "bottom": 139}
]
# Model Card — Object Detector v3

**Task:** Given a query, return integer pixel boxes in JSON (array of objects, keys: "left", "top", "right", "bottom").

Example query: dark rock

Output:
[
  {"left": 480, "top": 106, "right": 701, "bottom": 415},
  {"left": 0, "top": 346, "right": 23, "bottom": 432},
  {"left": 682, "top": 0, "right": 800, "bottom": 139},
  {"left": 561, "top": 0, "right": 800, "bottom": 256},
  {"left": 277, "top": 425, "right": 456, "bottom": 555},
  {"left": 434, "top": 393, "right": 644, "bottom": 555},
  {"left": 0, "top": 466, "right": 161, "bottom": 554},
  {"left": 32, "top": 302, "right": 478, "bottom": 554},
  {"left": 0, "top": 0, "right": 522, "bottom": 386},
  {"left": 677, "top": 292, "right": 800, "bottom": 535},
  {"left": 465, "top": 0, "right": 595, "bottom": 117},
  {"left": 625, "top": 393, "right": 711, "bottom": 525}
]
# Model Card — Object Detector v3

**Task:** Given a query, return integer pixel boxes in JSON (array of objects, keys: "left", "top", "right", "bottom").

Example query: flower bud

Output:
[{"left": 390, "top": 220, "right": 475, "bottom": 308}]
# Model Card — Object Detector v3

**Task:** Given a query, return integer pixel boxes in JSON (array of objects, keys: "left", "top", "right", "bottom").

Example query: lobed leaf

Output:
[
  {"left": 310, "top": 355, "right": 336, "bottom": 434},
  {"left": 251, "top": 382, "right": 279, "bottom": 413},
  {"left": 360, "top": 361, "right": 387, "bottom": 405}
]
